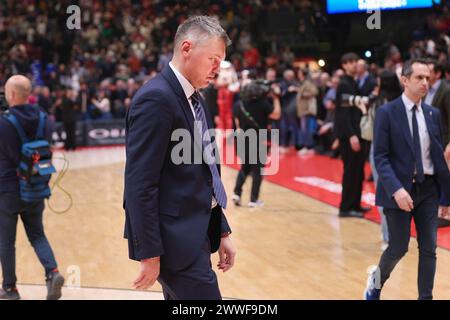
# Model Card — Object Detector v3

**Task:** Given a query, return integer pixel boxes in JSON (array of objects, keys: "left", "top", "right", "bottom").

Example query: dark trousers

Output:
[
  {"left": 234, "top": 163, "right": 264, "bottom": 202},
  {"left": 158, "top": 237, "right": 221, "bottom": 300},
  {"left": 378, "top": 176, "right": 439, "bottom": 300},
  {"left": 0, "top": 193, "right": 58, "bottom": 289},
  {"left": 339, "top": 138, "right": 368, "bottom": 212},
  {"left": 63, "top": 121, "right": 76, "bottom": 150}
]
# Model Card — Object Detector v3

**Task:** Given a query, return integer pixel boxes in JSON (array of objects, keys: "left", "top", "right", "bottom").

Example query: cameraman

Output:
[
  {"left": 0, "top": 75, "right": 64, "bottom": 300},
  {"left": 231, "top": 80, "right": 281, "bottom": 207}
]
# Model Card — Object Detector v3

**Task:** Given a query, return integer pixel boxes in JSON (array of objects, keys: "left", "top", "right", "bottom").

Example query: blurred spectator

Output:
[
  {"left": 296, "top": 69, "right": 318, "bottom": 155},
  {"left": 317, "top": 75, "right": 340, "bottom": 156},
  {"left": 37, "top": 86, "right": 52, "bottom": 114},
  {"left": 57, "top": 88, "right": 78, "bottom": 151},
  {"left": 91, "top": 91, "right": 112, "bottom": 120},
  {"left": 279, "top": 69, "right": 300, "bottom": 152},
  {"left": 425, "top": 60, "right": 450, "bottom": 145},
  {"left": 356, "top": 59, "right": 377, "bottom": 96}
]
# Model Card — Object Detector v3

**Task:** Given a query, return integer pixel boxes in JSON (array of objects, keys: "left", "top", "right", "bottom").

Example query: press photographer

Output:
[{"left": 231, "top": 79, "right": 281, "bottom": 208}]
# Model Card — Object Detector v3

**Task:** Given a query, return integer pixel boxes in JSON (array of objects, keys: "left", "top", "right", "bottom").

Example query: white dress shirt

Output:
[{"left": 401, "top": 93, "right": 434, "bottom": 175}]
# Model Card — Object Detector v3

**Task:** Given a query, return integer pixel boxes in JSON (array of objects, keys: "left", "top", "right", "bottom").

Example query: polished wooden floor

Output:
[{"left": 3, "top": 148, "right": 450, "bottom": 300}]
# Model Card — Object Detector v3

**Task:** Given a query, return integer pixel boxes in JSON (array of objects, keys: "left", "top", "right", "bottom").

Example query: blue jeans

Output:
[
  {"left": 298, "top": 115, "right": 317, "bottom": 149},
  {"left": 369, "top": 144, "right": 389, "bottom": 243},
  {"left": 0, "top": 193, "right": 58, "bottom": 289},
  {"left": 279, "top": 113, "right": 300, "bottom": 147}
]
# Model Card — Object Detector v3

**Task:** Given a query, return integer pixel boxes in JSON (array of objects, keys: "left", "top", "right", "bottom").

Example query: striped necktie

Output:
[{"left": 191, "top": 91, "right": 228, "bottom": 209}]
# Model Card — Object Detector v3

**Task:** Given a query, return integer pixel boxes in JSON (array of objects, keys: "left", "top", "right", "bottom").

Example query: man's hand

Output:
[
  {"left": 393, "top": 188, "right": 414, "bottom": 212},
  {"left": 270, "top": 84, "right": 281, "bottom": 96},
  {"left": 318, "top": 123, "right": 332, "bottom": 135},
  {"left": 217, "top": 236, "right": 236, "bottom": 272},
  {"left": 134, "top": 257, "right": 160, "bottom": 290},
  {"left": 439, "top": 206, "right": 450, "bottom": 219},
  {"left": 288, "top": 85, "right": 298, "bottom": 93},
  {"left": 350, "top": 135, "right": 361, "bottom": 152},
  {"left": 331, "top": 139, "right": 339, "bottom": 150}
]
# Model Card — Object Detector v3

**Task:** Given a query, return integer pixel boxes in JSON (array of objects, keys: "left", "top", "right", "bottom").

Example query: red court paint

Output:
[{"left": 224, "top": 144, "right": 450, "bottom": 251}]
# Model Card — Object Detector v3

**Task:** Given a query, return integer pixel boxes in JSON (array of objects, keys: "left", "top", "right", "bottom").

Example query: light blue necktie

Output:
[{"left": 191, "top": 91, "right": 227, "bottom": 209}]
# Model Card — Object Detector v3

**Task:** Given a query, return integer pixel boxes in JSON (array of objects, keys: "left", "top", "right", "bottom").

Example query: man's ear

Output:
[
  {"left": 181, "top": 40, "right": 193, "bottom": 57},
  {"left": 400, "top": 75, "right": 408, "bottom": 88}
]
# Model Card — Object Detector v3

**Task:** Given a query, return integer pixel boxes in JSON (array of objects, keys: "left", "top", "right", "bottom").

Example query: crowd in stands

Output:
[{"left": 0, "top": 0, "right": 449, "bottom": 157}]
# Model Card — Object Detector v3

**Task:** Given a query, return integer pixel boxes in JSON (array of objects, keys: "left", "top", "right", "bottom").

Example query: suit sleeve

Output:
[
  {"left": 124, "top": 90, "right": 173, "bottom": 260},
  {"left": 221, "top": 210, "right": 231, "bottom": 234},
  {"left": 374, "top": 107, "right": 403, "bottom": 197}
]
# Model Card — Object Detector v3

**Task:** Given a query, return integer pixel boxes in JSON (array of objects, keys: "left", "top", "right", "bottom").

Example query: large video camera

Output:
[{"left": 240, "top": 79, "right": 275, "bottom": 101}]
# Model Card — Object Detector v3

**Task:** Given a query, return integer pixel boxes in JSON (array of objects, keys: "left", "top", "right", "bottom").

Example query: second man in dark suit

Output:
[{"left": 365, "top": 59, "right": 450, "bottom": 300}]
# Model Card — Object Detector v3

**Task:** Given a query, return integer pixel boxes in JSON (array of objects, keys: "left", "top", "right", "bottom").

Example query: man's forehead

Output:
[
  {"left": 412, "top": 63, "right": 430, "bottom": 75},
  {"left": 212, "top": 51, "right": 226, "bottom": 62}
]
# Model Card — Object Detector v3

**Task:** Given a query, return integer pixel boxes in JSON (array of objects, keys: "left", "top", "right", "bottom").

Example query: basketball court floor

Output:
[{"left": 3, "top": 144, "right": 450, "bottom": 300}]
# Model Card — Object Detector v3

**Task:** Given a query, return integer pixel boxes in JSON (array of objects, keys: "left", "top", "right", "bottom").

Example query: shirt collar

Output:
[
  {"left": 169, "top": 61, "right": 195, "bottom": 100},
  {"left": 359, "top": 72, "right": 368, "bottom": 81},
  {"left": 401, "top": 93, "right": 422, "bottom": 112}
]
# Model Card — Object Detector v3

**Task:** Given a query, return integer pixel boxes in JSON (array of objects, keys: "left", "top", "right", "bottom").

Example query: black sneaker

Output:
[
  {"left": 0, "top": 287, "right": 20, "bottom": 300},
  {"left": 339, "top": 210, "right": 364, "bottom": 218},
  {"left": 46, "top": 271, "right": 65, "bottom": 300},
  {"left": 355, "top": 206, "right": 372, "bottom": 213}
]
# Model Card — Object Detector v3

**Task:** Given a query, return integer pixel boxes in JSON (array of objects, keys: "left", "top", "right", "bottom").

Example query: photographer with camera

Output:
[
  {"left": 335, "top": 52, "right": 370, "bottom": 218},
  {"left": 231, "top": 80, "right": 281, "bottom": 208},
  {"left": 342, "top": 70, "right": 402, "bottom": 250}
]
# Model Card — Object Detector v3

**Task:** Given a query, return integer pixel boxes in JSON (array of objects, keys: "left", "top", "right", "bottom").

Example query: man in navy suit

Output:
[
  {"left": 123, "top": 16, "right": 236, "bottom": 300},
  {"left": 365, "top": 59, "right": 450, "bottom": 300}
]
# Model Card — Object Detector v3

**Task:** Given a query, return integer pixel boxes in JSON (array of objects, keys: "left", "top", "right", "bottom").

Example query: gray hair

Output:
[
  {"left": 401, "top": 58, "right": 428, "bottom": 78},
  {"left": 174, "top": 15, "right": 231, "bottom": 49}
]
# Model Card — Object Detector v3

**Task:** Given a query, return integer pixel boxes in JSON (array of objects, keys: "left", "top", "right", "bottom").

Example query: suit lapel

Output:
[
  {"left": 422, "top": 103, "right": 436, "bottom": 141},
  {"left": 395, "top": 97, "right": 414, "bottom": 153},
  {"left": 160, "top": 65, "right": 195, "bottom": 136}
]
